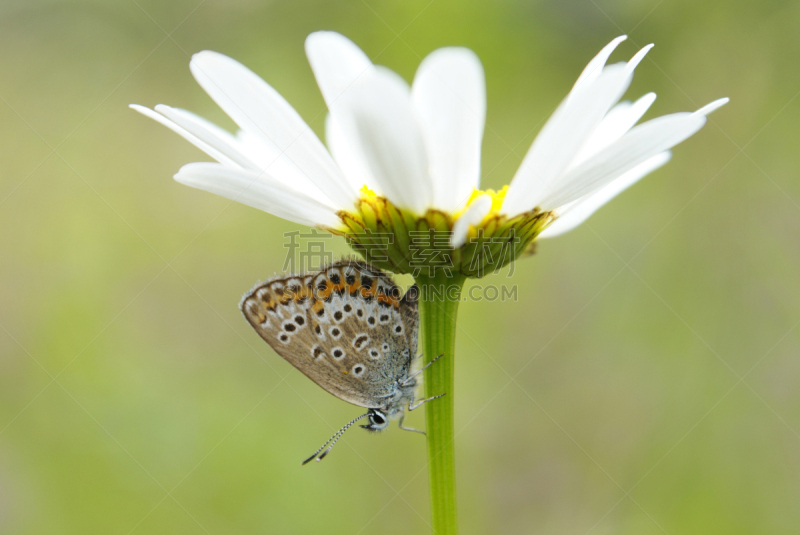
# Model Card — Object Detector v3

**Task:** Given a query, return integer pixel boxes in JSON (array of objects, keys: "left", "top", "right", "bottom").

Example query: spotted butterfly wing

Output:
[
  {"left": 398, "top": 284, "right": 419, "bottom": 357},
  {"left": 240, "top": 260, "right": 418, "bottom": 409}
]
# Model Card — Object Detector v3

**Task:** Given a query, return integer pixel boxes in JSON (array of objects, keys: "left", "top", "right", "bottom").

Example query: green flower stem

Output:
[{"left": 416, "top": 272, "right": 466, "bottom": 535}]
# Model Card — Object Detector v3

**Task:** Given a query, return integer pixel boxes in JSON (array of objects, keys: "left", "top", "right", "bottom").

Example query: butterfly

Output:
[{"left": 239, "top": 259, "right": 444, "bottom": 464}]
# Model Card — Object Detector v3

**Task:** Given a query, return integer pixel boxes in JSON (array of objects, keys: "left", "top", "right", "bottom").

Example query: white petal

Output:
[
  {"left": 572, "top": 36, "right": 626, "bottom": 92},
  {"left": 693, "top": 97, "right": 729, "bottom": 117},
  {"left": 305, "top": 31, "right": 375, "bottom": 107},
  {"left": 539, "top": 151, "right": 671, "bottom": 238},
  {"left": 133, "top": 104, "right": 334, "bottom": 205},
  {"left": 625, "top": 44, "right": 654, "bottom": 73},
  {"left": 576, "top": 92, "right": 656, "bottom": 163},
  {"left": 502, "top": 63, "right": 632, "bottom": 217},
  {"left": 329, "top": 67, "right": 432, "bottom": 213},
  {"left": 325, "top": 114, "right": 375, "bottom": 195},
  {"left": 450, "top": 194, "right": 492, "bottom": 248},
  {"left": 411, "top": 47, "right": 486, "bottom": 212},
  {"left": 540, "top": 112, "right": 706, "bottom": 209},
  {"left": 306, "top": 33, "right": 378, "bottom": 194},
  {"left": 130, "top": 104, "right": 238, "bottom": 167},
  {"left": 189, "top": 51, "right": 357, "bottom": 210},
  {"left": 174, "top": 162, "right": 341, "bottom": 228},
  {"left": 152, "top": 105, "right": 260, "bottom": 171},
  {"left": 228, "top": 129, "right": 337, "bottom": 205},
  {"left": 234, "top": 129, "right": 281, "bottom": 170}
]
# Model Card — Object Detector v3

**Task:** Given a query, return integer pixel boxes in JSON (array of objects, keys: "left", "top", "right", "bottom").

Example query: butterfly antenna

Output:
[
  {"left": 400, "top": 353, "right": 444, "bottom": 386},
  {"left": 302, "top": 412, "right": 370, "bottom": 465}
]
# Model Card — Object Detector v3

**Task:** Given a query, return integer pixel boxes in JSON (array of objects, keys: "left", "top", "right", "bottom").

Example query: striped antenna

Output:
[{"left": 302, "top": 412, "right": 370, "bottom": 465}]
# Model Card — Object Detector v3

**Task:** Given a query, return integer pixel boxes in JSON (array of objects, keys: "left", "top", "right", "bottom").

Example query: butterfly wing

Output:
[
  {"left": 240, "top": 260, "right": 416, "bottom": 409},
  {"left": 399, "top": 284, "right": 420, "bottom": 358}
]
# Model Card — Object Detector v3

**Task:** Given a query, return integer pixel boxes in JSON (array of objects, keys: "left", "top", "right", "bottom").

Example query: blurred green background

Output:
[{"left": 1, "top": 0, "right": 799, "bottom": 533}]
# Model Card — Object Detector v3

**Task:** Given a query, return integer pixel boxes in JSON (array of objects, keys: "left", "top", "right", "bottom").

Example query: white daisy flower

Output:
[{"left": 132, "top": 32, "right": 726, "bottom": 275}]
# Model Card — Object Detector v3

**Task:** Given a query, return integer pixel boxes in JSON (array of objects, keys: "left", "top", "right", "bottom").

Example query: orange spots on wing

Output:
[
  {"left": 260, "top": 295, "right": 277, "bottom": 312},
  {"left": 376, "top": 291, "right": 400, "bottom": 309},
  {"left": 356, "top": 278, "right": 400, "bottom": 308},
  {"left": 359, "top": 278, "right": 378, "bottom": 299},
  {"left": 332, "top": 281, "right": 346, "bottom": 294},
  {"left": 247, "top": 301, "right": 267, "bottom": 323},
  {"left": 292, "top": 285, "right": 312, "bottom": 304},
  {"left": 346, "top": 280, "right": 360, "bottom": 295},
  {"left": 311, "top": 299, "right": 325, "bottom": 316},
  {"left": 317, "top": 283, "right": 334, "bottom": 300}
]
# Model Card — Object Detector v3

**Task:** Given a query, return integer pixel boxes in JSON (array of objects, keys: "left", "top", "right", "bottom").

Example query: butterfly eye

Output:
[
  {"left": 352, "top": 364, "right": 365, "bottom": 377},
  {"left": 368, "top": 348, "right": 380, "bottom": 360},
  {"left": 369, "top": 411, "right": 387, "bottom": 427},
  {"left": 332, "top": 347, "right": 345, "bottom": 360},
  {"left": 381, "top": 343, "right": 390, "bottom": 352}
]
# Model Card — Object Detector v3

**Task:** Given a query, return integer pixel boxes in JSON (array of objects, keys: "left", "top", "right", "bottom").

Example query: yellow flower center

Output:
[
  {"left": 460, "top": 185, "right": 509, "bottom": 217},
  {"left": 327, "top": 187, "right": 554, "bottom": 277}
]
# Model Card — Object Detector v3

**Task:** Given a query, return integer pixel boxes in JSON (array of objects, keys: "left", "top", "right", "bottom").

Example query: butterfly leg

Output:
[
  {"left": 400, "top": 353, "right": 445, "bottom": 386},
  {"left": 398, "top": 393, "right": 447, "bottom": 434},
  {"left": 398, "top": 413, "right": 426, "bottom": 435},
  {"left": 408, "top": 392, "right": 447, "bottom": 411}
]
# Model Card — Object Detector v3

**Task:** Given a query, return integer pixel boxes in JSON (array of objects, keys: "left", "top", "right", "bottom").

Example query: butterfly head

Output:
[{"left": 360, "top": 408, "right": 389, "bottom": 432}]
